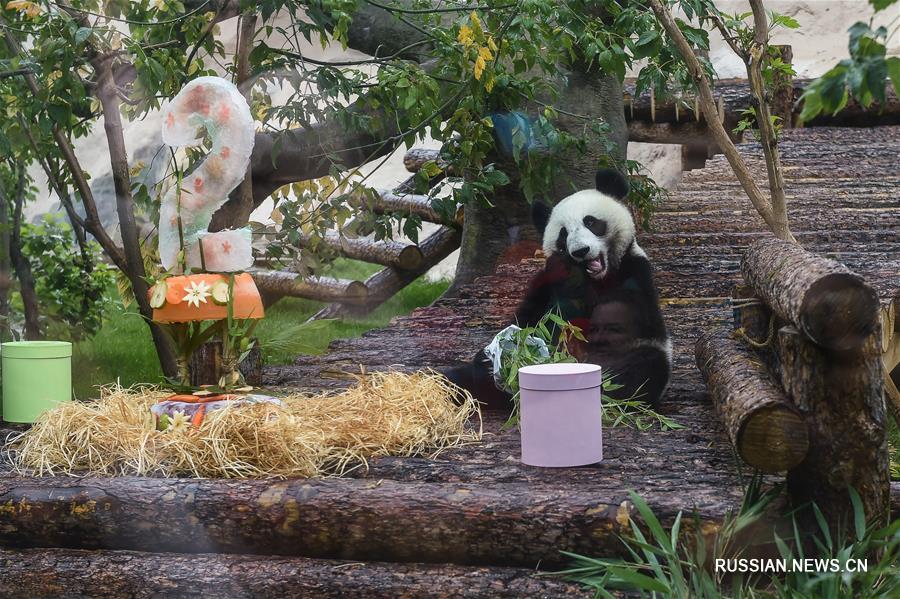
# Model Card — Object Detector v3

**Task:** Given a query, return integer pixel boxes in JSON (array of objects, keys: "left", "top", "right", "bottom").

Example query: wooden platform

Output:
[{"left": 2, "top": 127, "right": 898, "bottom": 597}]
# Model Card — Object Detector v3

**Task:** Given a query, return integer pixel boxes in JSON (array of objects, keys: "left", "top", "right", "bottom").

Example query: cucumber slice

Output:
[
  {"left": 149, "top": 282, "right": 168, "bottom": 309},
  {"left": 211, "top": 280, "right": 231, "bottom": 305}
]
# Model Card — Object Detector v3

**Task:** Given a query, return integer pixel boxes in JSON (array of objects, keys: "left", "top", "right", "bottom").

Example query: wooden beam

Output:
[
  {"left": 294, "top": 232, "right": 424, "bottom": 271},
  {"left": 252, "top": 271, "right": 369, "bottom": 304},
  {"left": 741, "top": 238, "right": 880, "bottom": 351},
  {"left": 628, "top": 120, "right": 741, "bottom": 146},
  {"left": 403, "top": 148, "right": 450, "bottom": 174},
  {"left": 350, "top": 190, "right": 463, "bottom": 227},
  {"left": 0, "top": 474, "right": 659, "bottom": 567},
  {"left": 312, "top": 225, "right": 461, "bottom": 319},
  {"left": 623, "top": 78, "right": 900, "bottom": 126},
  {"left": 0, "top": 547, "right": 593, "bottom": 598},
  {"left": 696, "top": 329, "right": 809, "bottom": 472},
  {"left": 778, "top": 326, "right": 890, "bottom": 529}
]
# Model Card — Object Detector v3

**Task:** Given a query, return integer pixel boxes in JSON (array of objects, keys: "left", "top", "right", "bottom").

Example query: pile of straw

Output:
[{"left": 10, "top": 371, "right": 481, "bottom": 478}]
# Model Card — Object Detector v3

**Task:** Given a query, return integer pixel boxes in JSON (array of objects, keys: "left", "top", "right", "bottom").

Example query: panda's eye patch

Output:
[
  {"left": 583, "top": 216, "right": 607, "bottom": 236},
  {"left": 555, "top": 227, "right": 568, "bottom": 252}
]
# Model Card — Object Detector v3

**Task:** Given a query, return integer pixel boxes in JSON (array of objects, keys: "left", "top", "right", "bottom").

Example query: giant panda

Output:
[{"left": 446, "top": 168, "right": 671, "bottom": 409}]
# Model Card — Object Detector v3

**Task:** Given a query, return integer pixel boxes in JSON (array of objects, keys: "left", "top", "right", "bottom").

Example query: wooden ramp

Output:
[{"left": 1, "top": 127, "right": 897, "bottom": 597}]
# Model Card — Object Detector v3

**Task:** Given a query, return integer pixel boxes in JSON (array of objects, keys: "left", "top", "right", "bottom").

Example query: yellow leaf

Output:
[
  {"left": 129, "top": 161, "right": 146, "bottom": 178},
  {"left": 270, "top": 206, "right": 283, "bottom": 224},
  {"left": 485, "top": 76, "right": 495, "bottom": 93},
  {"left": 470, "top": 11, "right": 482, "bottom": 34},
  {"left": 474, "top": 56, "right": 486, "bottom": 80},
  {"left": 6, "top": 0, "right": 41, "bottom": 18},
  {"left": 488, "top": 37, "right": 498, "bottom": 53},
  {"left": 478, "top": 46, "right": 493, "bottom": 62},
  {"left": 457, "top": 25, "right": 474, "bottom": 48}
]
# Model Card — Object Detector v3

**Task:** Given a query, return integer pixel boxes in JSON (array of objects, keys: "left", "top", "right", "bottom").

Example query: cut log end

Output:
[
  {"left": 737, "top": 404, "right": 809, "bottom": 472},
  {"left": 695, "top": 330, "right": 809, "bottom": 473},
  {"left": 741, "top": 238, "right": 881, "bottom": 351},
  {"left": 396, "top": 245, "right": 425, "bottom": 271},
  {"left": 801, "top": 273, "right": 879, "bottom": 351},
  {"left": 345, "top": 280, "right": 369, "bottom": 300}
]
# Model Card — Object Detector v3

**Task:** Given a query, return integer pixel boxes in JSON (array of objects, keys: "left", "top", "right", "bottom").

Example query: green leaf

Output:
[
  {"left": 870, "top": 0, "right": 897, "bottom": 11},
  {"left": 605, "top": 565, "right": 671, "bottom": 593},
  {"left": 886, "top": 57, "right": 900, "bottom": 94},
  {"left": 74, "top": 27, "right": 92, "bottom": 45},
  {"left": 47, "top": 103, "right": 71, "bottom": 125},
  {"left": 848, "top": 487, "right": 866, "bottom": 542}
]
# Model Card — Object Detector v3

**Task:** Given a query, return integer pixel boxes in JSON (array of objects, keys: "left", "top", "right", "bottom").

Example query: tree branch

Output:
[
  {"left": 647, "top": 0, "right": 795, "bottom": 242},
  {"left": 747, "top": 0, "right": 791, "bottom": 241},
  {"left": 209, "top": 13, "right": 257, "bottom": 232},
  {"left": 0, "top": 67, "right": 32, "bottom": 79},
  {"left": 0, "top": 163, "right": 42, "bottom": 339},
  {"left": 1, "top": 28, "right": 129, "bottom": 269}
]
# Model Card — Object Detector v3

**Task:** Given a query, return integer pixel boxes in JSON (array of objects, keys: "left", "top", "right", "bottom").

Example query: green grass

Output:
[{"left": 71, "top": 260, "right": 449, "bottom": 399}]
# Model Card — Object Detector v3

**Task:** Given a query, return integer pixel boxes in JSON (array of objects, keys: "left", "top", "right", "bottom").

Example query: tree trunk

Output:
[
  {"left": 0, "top": 547, "right": 592, "bottom": 599},
  {"left": 778, "top": 326, "right": 889, "bottom": 531},
  {"left": 695, "top": 329, "right": 808, "bottom": 472},
  {"left": 96, "top": 63, "right": 178, "bottom": 377},
  {"left": 0, "top": 167, "right": 41, "bottom": 339},
  {"left": 448, "top": 163, "right": 540, "bottom": 295},
  {"left": 8, "top": 227, "right": 41, "bottom": 340},
  {"left": 449, "top": 68, "right": 628, "bottom": 294},
  {"left": 0, "top": 180, "right": 11, "bottom": 325},
  {"left": 189, "top": 340, "right": 262, "bottom": 387},
  {"left": 741, "top": 237, "right": 880, "bottom": 351}
]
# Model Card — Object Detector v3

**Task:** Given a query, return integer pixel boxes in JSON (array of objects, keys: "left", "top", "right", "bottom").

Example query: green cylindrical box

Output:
[{"left": 2, "top": 341, "right": 72, "bottom": 423}]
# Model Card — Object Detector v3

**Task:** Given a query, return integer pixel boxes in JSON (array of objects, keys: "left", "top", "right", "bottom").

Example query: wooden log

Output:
[
  {"left": 893, "top": 481, "right": 900, "bottom": 519},
  {"left": 252, "top": 271, "right": 369, "bottom": 304},
  {"left": 882, "top": 298, "right": 898, "bottom": 363},
  {"left": 189, "top": 340, "right": 263, "bottom": 387},
  {"left": 403, "top": 148, "right": 450, "bottom": 174},
  {"left": 350, "top": 190, "right": 463, "bottom": 227},
  {"left": 628, "top": 120, "right": 740, "bottom": 145},
  {"left": 294, "top": 231, "right": 424, "bottom": 271},
  {"left": 312, "top": 225, "right": 461, "bottom": 319},
  {"left": 0, "top": 547, "right": 592, "bottom": 599},
  {"left": 0, "top": 475, "right": 660, "bottom": 567},
  {"left": 777, "top": 326, "right": 890, "bottom": 529},
  {"left": 731, "top": 284, "right": 781, "bottom": 375},
  {"left": 695, "top": 329, "right": 809, "bottom": 472},
  {"left": 741, "top": 237, "right": 880, "bottom": 351},
  {"left": 623, "top": 78, "right": 899, "bottom": 126}
]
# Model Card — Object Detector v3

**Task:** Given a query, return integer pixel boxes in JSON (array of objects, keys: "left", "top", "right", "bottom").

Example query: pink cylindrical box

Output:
[{"left": 518, "top": 363, "right": 604, "bottom": 467}]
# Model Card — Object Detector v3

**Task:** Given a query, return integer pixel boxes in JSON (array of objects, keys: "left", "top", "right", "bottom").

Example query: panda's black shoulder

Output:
[{"left": 617, "top": 243, "right": 656, "bottom": 293}]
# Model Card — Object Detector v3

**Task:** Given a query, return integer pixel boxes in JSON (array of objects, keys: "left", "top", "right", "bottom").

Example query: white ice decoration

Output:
[{"left": 159, "top": 76, "right": 256, "bottom": 272}]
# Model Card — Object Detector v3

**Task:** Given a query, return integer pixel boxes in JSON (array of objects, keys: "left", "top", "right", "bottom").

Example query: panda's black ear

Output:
[
  {"left": 531, "top": 200, "right": 553, "bottom": 236},
  {"left": 596, "top": 168, "right": 629, "bottom": 200}
]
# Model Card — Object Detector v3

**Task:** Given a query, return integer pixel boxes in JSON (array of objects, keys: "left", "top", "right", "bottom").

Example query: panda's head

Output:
[{"left": 532, "top": 169, "right": 635, "bottom": 281}]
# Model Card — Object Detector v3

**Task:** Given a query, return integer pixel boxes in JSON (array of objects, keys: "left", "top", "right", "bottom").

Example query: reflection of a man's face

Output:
[{"left": 587, "top": 301, "right": 639, "bottom": 348}]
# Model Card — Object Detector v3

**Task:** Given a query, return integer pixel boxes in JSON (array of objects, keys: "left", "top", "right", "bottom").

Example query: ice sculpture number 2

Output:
[{"left": 158, "top": 76, "right": 256, "bottom": 273}]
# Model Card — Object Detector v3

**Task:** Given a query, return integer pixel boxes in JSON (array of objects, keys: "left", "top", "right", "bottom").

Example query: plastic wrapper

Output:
[{"left": 483, "top": 324, "right": 550, "bottom": 392}]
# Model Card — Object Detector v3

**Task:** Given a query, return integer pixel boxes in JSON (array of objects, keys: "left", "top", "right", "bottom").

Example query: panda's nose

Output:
[{"left": 571, "top": 246, "right": 590, "bottom": 259}]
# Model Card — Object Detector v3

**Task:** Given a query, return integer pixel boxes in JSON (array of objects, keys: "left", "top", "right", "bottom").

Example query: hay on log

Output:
[{"left": 9, "top": 371, "right": 480, "bottom": 479}]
